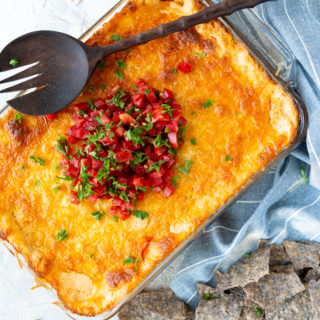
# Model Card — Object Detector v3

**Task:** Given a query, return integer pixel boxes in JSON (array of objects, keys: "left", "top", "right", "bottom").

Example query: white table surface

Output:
[{"left": 0, "top": 1, "right": 184, "bottom": 319}]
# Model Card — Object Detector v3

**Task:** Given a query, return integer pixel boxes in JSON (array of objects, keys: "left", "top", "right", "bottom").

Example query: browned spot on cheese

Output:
[{"left": 105, "top": 269, "right": 134, "bottom": 288}]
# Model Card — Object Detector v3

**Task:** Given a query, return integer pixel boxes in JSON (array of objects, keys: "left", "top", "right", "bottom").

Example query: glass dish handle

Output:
[{"left": 218, "top": 7, "right": 296, "bottom": 87}]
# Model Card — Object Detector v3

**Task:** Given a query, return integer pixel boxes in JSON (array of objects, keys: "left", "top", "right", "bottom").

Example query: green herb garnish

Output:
[
  {"left": 202, "top": 293, "right": 211, "bottom": 300},
  {"left": 91, "top": 210, "right": 106, "bottom": 221},
  {"left": 35, "top": 180, "right": 40, "bottom": 187},
  {"left": 14, "top": 113, "right": 22, "bottom": 124},
  {"left": 89, "top": 254, "right": 94, "bottom": 259},
  {"left": 100, "top": 83, "right": 106, "bottom": 90},
  {"left": 147, "top": 160, "right": 165, "bottom": 172},
  {"left": 300, "top": 167, "right": 308, "bottom": 183},
  {"left": 225, "top": 155, "right": 233, "bottom": 162},
  {"left": 111, "top": 34, "right": 122, "bottom": 41},
  {"left": 171, "top": 68, "right": 177, "bottom": 74},
  {"left": 253, "top": 307, "right": 262, "bottom": 317},
  {"left": 133, "top": 210, "right": 149, "bottom": 220},
  {"left": 190, "top": 137, "right": 197, "bottom": 145},
  {"left": 200, "top": 99, "right": 214, "bottom": 109},
  {"left": 9, "top": 58, "right": 19, "bottom": 67},
  {"left": 115, "top": 59, "right": 126, "bottom": 79},
  {"left": 178, "top": 160, "right": 193, "bottom": 175},
  {"left": 113, "top": 216, "right": 119, "bottom": 222},
  {"left": 88, "top": 85, "right": 94, "bottom": 92},
  {"left": 29, "top": 155, "right": 45, "bottom": 166},
  {"left": 171, "top": 175, "right": 181, "bottom": 188},
  {"left": 21, "top": 165, "right": 26, "bottom": 171},
  {"left": 194, "top": 52, "right": 207, "bottom": 58},
  {"left": 98, "top": 61, "right": 106, "bottom": 69},
  {"left": 52, "top": 185, "right": 60, "bottom": 194},
  {"left": 123, "top": 254, "right": 140, "bottom": 265},
  {"left": 56, "top": 229, "right": 68, "bottom": 242}
]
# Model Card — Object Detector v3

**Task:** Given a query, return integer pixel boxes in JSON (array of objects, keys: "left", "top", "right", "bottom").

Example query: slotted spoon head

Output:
[{"left": 0, "top": 31, "right": 99, "bottom": 115}]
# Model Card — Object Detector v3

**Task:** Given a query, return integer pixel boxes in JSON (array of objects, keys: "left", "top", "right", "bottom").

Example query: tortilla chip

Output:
[
  {"left": 118, "top": 300, "right": 166, "bottom": 320},
  {"left": 240, "top": 306, "right": 265, "bottom": 320},
  {"left": 264, "top": 290, "right": 318, "bottom": 320},
  {"left": 283, "top": 241, "right": 320, "bottom": 273},
  {"left": 195, "top": 291, "right": 244, "bottom": 320},
  {"left": 215, "top": 247, "right": 270, "bottom": 290},
  {"left": 244, "top": 272, "right": 305, "bottom": 308},
  {"left": 268, "top": 244, "right": 290, "bottom": 266},
  {"left": 196, "top": 283, "right": 222, "bottom": 299},
  {"left": 135, "top": 290, "right": 185, "bottom": 320},
  {"left": 308, "top": 280, "right": 320, "bottom": 315},
  {"left": 302, "top": 268, "right": 319, "bottom": 285},
  {"left": 269, "top": 263, "right": 295, "bottom": 274}
]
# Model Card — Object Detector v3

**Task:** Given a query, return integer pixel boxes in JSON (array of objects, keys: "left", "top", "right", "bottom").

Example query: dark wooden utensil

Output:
[{"left": 0, "top": 0, "right": 270, "bottom": 115}]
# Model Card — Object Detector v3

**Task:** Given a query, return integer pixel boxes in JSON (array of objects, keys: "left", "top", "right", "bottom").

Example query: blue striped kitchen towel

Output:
[{"left": 170, "top": 0, "right": 320, "bottom": 308}]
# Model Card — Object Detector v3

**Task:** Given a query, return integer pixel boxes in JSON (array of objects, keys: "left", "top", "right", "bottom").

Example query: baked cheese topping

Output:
[{"left": 0, "top": 0, "right": 298, "bottom": 316}]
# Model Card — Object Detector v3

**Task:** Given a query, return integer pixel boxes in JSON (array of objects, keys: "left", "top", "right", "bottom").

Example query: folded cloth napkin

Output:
[{"left": 170, "top": 0, "right": 320, "bottom": 308}]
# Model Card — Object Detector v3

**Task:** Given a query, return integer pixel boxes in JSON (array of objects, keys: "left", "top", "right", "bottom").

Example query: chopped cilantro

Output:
[
  {"left": 131, "top": 151, "right": 148, "bottom": 167},
  {"left": 190, "top": 137, "right": 197, "bottom": 145},
  {"left": 133, "top": 210, "right": 149, "bottom": 220},
  {"left": 125, "top": 126, "right": 147, "bottom": 145},
  {"left": 171, "top": 175, "right": 181, "bottom": 188},
  {"left": 35, "top": 180, "right": 40, "bottom": 187},
  {"left": 153, "top": 134, "right": 170, "bottom": 148},
  {"left": 100, "top": 83, "right": 106, "bottom": 90},
  {"left": 111, "top": 34, "right": 122, "bottom": 41},
  {"left": 56, "top": 175, "right": 73, "bottom": 181},
  {"left": 119, "top": 191, "right": 130, "bottom": 203},
  {"left": 115, "top": 59, "right": 126, "bottom": 79},
  {"left": 77, "top": 110, "right": 86, "bottom": 117},
  {"left": 29, "top": 155, "right": 45, "bottom": 166},
  {"left": 113, "top": 216, "right": 119, "bottom": 222},
  {"left": 194, "top": 52, "right": 207, "bottom": 58},
  {"left": 52, "top": 185, "right": 60, "bottom": 194},
  {"left": 21, "top": 165, "right": 26, "bottom": 171},
  {"left": 123, "top": 254, "right": 140, "bottom": 265},
  {"left": 132, "top": 85, "right": 139, "bottom": 91},
  {"left": 146, "top": 112, "right": 152, "bottom": 123},
  {"left": 147, "top": 160, "right": 165, "bottom": 172},
  {"left": 225, "top": 155, "right": 233, "bottom": 162},
  {"left": 89, "top": 254, "right": 94, "bottom": 258},
  {"left": 88, "top": 85, "right": 94, "bottom": 92},
  {"left": 9, "top": 58, "right": 19, "bottom": 67},
  {"left": 171, "top": 68, "right": 177, "bottom": 74},
  {"left": 161, "top": 104, "right": 174, "bottom": 118},
  {"left": 56, "top": 229, "right": 67, "bottom": 242},
  {"left": 253, "top": 307, "right": 262, "bottom": 317},
  {"left": 55, "top": 164, "right": 61, "bottom": 171},
  {"left": 178, "top": 126, "right": 187, "bottom": 140},
  {"left": 106, "top": 88, "right": 126, "bottom": 108},
  {"left": 91, "top": 210, "right": 106, "bottom": 221},
  {"left": 300, "top": 167, "right": 308, "bottom": 183},
  {"left": 98, "top": 61, "right": 106, "bottom": 69},
  {"left": 178, "top": 160, "right": 193, "bottom": 175},
  {"left": 200, "top": 99, "right": 214, "bottom": 109},
  {"left": 14, "top": 113, "right": 22, "bottom": 123},
  {"left": 88, "top": 99, "right": 96, "bottom": 111},
  {"left": 202, "top": 293, "right": 211, "bottom": 300},
  {"left": 143, "top": 88, "right": 150, "bottom": 95}
]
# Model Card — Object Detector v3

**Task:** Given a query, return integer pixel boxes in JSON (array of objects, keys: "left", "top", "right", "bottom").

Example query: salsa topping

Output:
[{"left": 54, "top": 79, "right": 187, "bottom": 220}]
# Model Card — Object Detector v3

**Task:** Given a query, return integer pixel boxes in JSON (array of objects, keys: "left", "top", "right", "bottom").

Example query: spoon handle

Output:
[{"left": 99, "top": 0, "right": 271, "bottom": 57}]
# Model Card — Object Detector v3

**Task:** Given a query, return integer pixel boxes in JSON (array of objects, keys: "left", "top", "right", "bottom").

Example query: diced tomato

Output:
[
  {"left": 177, "top": 61, "right": 193, "bottom": 73},
  {"left": 45, "top": 113, "right": 56, "bottom": 121},
  {"left": 132, "top": 94, "right": 145, "bottom": 108},
  {"left": 67, "top": 135, "right": 77, "bottom": 144},
  {"left": 115, "top": 150, "right": 133, "bottom": 163},
  {"left": 119, "top": 113, "right": 136, "bottom": 125},
  {"left": 163, "top": 184, "right": 175, "bottom": 198},
  {"left": 55, "top": 80, "right": 187, "bottom": 219},
  {"left": 69, "top": 191, "right": 79, "bottom": 204},
  {"left": 168, "top": 132, "right": 179, "bottom": 149},
  {"left": 162, "top": 89, "right": 174, "bottom": 100},
  {"left": 94, "top": 98, "right": 107, "bottom": 109}
]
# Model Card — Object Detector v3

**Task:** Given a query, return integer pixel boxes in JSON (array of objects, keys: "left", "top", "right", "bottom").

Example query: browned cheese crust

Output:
[{"left": 0, "top": 0, "right": 298, "bottom": 316}]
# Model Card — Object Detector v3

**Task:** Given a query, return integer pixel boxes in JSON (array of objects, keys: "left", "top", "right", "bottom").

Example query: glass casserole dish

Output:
[{"left": 0, "top": 0, "right": 308, "bottom": 319}]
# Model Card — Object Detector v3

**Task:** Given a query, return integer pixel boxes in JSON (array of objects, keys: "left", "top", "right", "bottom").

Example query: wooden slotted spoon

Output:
[{"left": 0, "top": 0, "right": 270, "bottom": 115}]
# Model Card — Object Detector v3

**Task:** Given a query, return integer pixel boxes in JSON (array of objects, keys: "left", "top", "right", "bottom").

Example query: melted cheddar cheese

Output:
[{"left": 0, "top": 0, "right": 298, "bottom": 316}]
